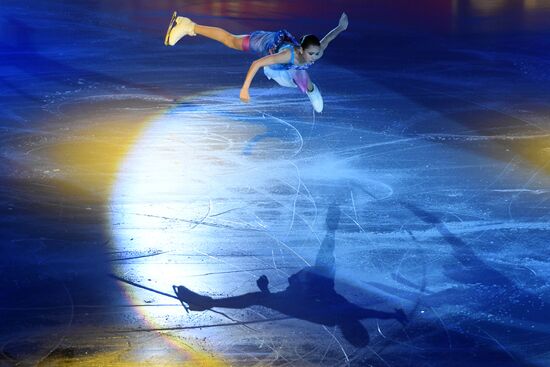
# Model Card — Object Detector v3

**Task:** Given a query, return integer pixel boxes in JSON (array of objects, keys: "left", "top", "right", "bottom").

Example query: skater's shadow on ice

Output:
[
  {"left": 370, "top": 202, "right": 550, "bottom": 334},
  {"left": 348, "top": 202, "right": 550, "bottom": 365},
  {"left": 174, "top": 203, "right": 407, "bottom": 347},
  {"left": 403, "top": 202, "right": 549, "bottom": 322}
]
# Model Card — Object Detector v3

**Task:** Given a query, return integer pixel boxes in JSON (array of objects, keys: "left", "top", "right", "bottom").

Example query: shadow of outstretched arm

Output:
[{"left": 174, "top": 203, "right": 407, "bottom": 347}]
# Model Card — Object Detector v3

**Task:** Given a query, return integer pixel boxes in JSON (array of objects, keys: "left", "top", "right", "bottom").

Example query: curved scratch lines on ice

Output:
[{"left": 107, "top": 87, "right": 416, "bottom": 364}]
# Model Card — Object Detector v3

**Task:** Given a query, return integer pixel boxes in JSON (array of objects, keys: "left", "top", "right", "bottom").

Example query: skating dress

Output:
[{"left": 242, "top": 30, "right": 314, "bottom": 93}]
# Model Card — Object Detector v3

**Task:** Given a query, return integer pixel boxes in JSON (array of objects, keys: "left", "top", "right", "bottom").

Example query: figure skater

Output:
[{"left": 164, "top": 11, "right": 349, "bottom": 113}]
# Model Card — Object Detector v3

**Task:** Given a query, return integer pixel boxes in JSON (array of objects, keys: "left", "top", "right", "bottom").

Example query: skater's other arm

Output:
[
  {"left": 240, "top": 50, "right": 291, "bottom": 103},
  {"left": 320, "top": 12, "right": 348, "bottom": 52}
]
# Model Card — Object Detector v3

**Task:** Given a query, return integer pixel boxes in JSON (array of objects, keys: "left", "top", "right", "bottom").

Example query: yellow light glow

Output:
[{"left": 31, "top": 95, "right": 231, "bottom": 365}]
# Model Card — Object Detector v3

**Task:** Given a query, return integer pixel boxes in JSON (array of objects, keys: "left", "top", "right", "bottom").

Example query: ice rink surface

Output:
[{"left": 2, "top": 1, "right": 550, "bottom": 366}]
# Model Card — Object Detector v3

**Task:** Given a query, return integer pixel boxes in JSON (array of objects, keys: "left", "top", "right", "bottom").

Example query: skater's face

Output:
[{"left": 302, "top": 45, "right": 322, "bottom": 63}]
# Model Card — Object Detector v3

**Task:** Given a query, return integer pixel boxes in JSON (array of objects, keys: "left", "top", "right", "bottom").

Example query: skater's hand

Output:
[
  {"left": 256, "top": 275, "right": 270, "bottom": 293},
  {"left": 240, "top": 88, "right": 250, "bottom": 103},
  {"left": 339, "top": 12, "right": 348, "bottom": 30}
]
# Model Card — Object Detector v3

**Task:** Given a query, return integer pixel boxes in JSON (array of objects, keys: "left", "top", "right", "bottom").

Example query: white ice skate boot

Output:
[
  {"left": 307, "top": 83, "right": 323, "bottom": 113},
  {"left": 165, "top": 12, "right": 196, "bottom": 46}
]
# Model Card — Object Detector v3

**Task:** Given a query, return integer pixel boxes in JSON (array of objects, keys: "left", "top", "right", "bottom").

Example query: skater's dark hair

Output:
[{"left": 300, "top": 34, "right": 321, "bottom": 49}]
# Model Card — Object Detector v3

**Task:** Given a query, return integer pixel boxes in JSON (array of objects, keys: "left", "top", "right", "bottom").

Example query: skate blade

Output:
[{"left": 164, "top": 11, "right": 177, "bottom": 46}]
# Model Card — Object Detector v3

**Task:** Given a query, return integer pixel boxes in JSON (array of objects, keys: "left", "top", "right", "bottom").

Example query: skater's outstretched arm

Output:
[
  {"left": 240, "top": 50, "right": 292, "bottom": 102},
  {"left": 320, "top": 13, "right": 348, "bottom": 52}
]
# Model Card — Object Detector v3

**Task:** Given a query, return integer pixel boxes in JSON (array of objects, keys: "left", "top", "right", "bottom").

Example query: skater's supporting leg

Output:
[
  {"left": 306, "top": 82, "right": 323, "bottom": 112},
  {"left": 314, "top": 204, "right": 340, "bottom": 276},
  {"left": 292, "top": 70, "right": 313, "bottom": 93},
  {"left": 194, "top": 24, "right": 246, "bottom": 51},
  {"left": 314, "top": 232, "right": 336, "bottom": 280},
  {"left": 290, "top": 69, "right": 323, "bottom": 112}
]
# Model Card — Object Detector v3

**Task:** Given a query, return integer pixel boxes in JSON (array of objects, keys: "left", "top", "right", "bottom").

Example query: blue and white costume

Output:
[{"left": 242, "top": 30, "right": 314, "bottom": 93}]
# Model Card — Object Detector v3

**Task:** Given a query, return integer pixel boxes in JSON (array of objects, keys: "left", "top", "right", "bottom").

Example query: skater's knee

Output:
[
  {"left": 229, "top": 35, "right": 245, "bottom": 51},
  {"left": 207, "top": 27, "right": 240, "bottom": 50},
  {"left": 217, "top": 31, "right": 240, "bottom": 50},
  {"left": 295, "top": 80, "right": 310, "bottom": 94},
  {"left": 293, "top": 73, "right": 312, "bottom": 94}
]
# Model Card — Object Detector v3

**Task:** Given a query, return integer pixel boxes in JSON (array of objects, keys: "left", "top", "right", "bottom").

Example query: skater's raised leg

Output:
[
  {"left": 166, "top": 12, "right": 246, "bottom": 50},
  {"left": 194, "top": 25, "right": 246, "bottom": 50},
  {"left": 166, "top": 13, "right": 197, "bottom": 46},
  {"left": 292, "top": 70, "right": 323, "bottom": 113}
]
